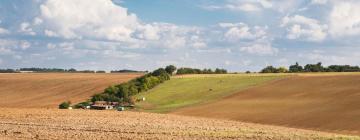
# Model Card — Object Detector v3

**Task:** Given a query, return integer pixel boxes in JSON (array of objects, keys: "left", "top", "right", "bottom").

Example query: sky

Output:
[{"left": 0, "top": 0, "right": 360, "bottom": 71}]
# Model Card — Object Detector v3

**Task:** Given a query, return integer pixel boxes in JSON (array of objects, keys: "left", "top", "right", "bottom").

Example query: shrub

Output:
[
  {"left": 59, "top": 101, "right": 71, "bottom": 109},
  {"left": 74, "top": 101, "right": 91, "bottom": 109}
]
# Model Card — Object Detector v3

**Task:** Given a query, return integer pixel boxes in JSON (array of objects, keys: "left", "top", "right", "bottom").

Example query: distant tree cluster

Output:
[
  {"left": 0, "top": 67, "right": 109, "bottom": 73},
  {"left": 261, "top": 62, "right": 360, "bottom": 73},
  {"left": 90, "top": 66, "right": 173, "bottom": 104},
  {"left": 110, "top": 69, "right": 147, "bottom": 73},
  {"left": 20, "top": 68, "right": 78, "bottom": 72},
  {"left": 0, "top": 69, "right": 17, "bottom": 73},
  {"left": 260, "top": 66, "right": 288, "bottom": 73},
  {"left": 176, "top": 68, "right": 227, "bottom": 75}
]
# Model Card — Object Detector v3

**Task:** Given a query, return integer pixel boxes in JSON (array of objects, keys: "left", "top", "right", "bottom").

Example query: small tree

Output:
[
  {"left": 289, "top": 62, "right": 303, "bottom": 73},
  {"left": 165, "top": 65, "right": 177, "bottom": 75},
  {"left": 59, "top": 101, "right": 71, "bottom": 109},
  {"left": 277, "top": 67, "right": 288, "bottom": 73}
]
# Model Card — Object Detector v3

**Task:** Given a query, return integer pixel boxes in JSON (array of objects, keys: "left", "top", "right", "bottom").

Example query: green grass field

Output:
[{"left": 135, "top": 74, "right": 285, "bottom": 113}]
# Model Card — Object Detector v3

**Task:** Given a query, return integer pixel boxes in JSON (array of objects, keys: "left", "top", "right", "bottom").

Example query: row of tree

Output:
[
  {"left": 261, "top": 62, "right": 360, "bottom": 73},
  {"left": 110, "top": 69, "right": 147, "bottom": 73},
  {"left": 89, "top": 65, "right": 175, "bottom": 105},
  {"left": 176, "top": 68, "right": 227, "bottom": 75},
  {"left": 0, "top": 68, "right": 146, "bottom": 73}
]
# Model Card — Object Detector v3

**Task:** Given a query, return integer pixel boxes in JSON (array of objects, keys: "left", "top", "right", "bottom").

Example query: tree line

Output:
[
  {"left": 66, "top": 65, "right": 229, "bottom": 109},
  {"left": 87, "top": 65, "right": 176, "bottom": 106},
  {"left": 176, "top": 68, "right": 227, "bottom": 75},
  {"left": 0, "top": 68, "right": 145, "bottom": 73},
  {"left": 260, "top": 62, "right": 360, "bottom": 73},
  {"left": 110, "top": 69, "right": 147, "bottom": 73}
]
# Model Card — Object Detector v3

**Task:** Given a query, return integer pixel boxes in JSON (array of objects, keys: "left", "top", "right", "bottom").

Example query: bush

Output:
[
  {"left": 74, "top": 101, "right": 91, "bottom": 109},
  {"left": 59, "top": 101, "right": 71, "bottom": 109}
]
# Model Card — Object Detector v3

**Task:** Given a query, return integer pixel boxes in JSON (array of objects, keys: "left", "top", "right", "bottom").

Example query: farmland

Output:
[
  {"left": 0, "top": 73, "right": 142, "bottom": 108},
  {"left": 173, "top": 74, "right": 360, "bottom": 135},
  {"left": 135, "top": 74, "right": 284, "bottom": 112},
  {"left": 1, "top": 73, "right": 360, "bottom": 139},
  {"left": 0, "top": 108, "right": 358, "bottom": 140}
]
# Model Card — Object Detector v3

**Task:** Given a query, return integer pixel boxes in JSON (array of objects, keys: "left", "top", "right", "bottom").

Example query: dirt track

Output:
[
  {"left": 0, "top": 73, "right": 141, "bottom": 108},
  {"left": 173, "top": 75, "right": 360, "bottom": 135},
  {"left": 0, "top": 108, "right": 358, "bottom": 140}
]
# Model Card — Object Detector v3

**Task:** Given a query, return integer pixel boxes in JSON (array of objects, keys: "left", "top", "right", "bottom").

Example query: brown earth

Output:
[
  {"left": 0, "top": 108, "right": 358, "bottom": 140},
  {"left": 0, "top": 73, "right": 141, "bottom": 108},
  {"left": 173, "top": 75, "right": 360, "bottom": 135}
]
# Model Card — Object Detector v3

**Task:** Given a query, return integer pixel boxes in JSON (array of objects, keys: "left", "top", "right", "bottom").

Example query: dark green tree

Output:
[
  {"left": 165, "top": 65, "right": 177, "bottom": 75},
  {"left": 289, "top": 62, "right": 303, "bottom": 73}
]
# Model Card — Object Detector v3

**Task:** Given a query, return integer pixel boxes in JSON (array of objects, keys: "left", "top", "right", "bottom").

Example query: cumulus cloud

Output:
[
  {"left": 202, "top": 0, "right": 300, "bottom": 13},
  {"left": 311, "top": 0, "right": 328, "bottom": 5},
  {"left": 219, "top": 23, "right": 268, "bottom": 41},
  {"left": 35, "top": 0, "right": 139, "bottom": 41},
  {"left": 239, "top": 43, "right": 278, "bottom": 56},
  {"left": 329, "top": 1, "right": 360, "bottom": 37},
  {"left": 19, "top": 22, "right": 36, "bottom": 35},
  {"left": 281, "top": 15, "right": 327, "bottom": 42}
]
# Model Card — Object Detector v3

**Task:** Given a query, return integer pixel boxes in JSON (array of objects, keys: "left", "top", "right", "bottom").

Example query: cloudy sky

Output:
[{"left": 0, "top": 0, "right": 360, "bottom": 71}]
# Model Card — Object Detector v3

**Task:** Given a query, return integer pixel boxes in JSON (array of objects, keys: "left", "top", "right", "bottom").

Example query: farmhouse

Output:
[
  {"left": 19, "top": 71, "right": 34, "bottom": 73},
  {"left": 90, "top": 101, "right": 118, "bottom": 110}
]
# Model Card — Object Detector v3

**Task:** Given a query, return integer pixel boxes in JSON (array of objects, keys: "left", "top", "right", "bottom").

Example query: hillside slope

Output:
[
  {"left": 173, "top": 74, "right": 360, "bottom": 135},
  {"left": 0, "top": 73, "right": 141, "bottom": 108},
  {"left": 0, "top": 108, "right": 358, "bottom": 140},
  {"left": 136, "top": 75, "right": 283, "bottom": 112}
]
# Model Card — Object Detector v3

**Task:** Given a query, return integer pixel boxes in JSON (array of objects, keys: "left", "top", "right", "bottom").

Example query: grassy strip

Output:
[{"left": 135, "top": 74, "right": 285, "bottom": 113}]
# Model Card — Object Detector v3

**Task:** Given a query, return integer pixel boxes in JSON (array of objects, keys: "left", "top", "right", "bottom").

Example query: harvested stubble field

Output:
[
  {"left": 173, "top": 74, "right": 360, "bottom": 136},
  {"left": 0, "top": 73, "right": 142, "bottom": 108},
  {"left": 0, "top": 108, "right": 358, "bottom": 140}
]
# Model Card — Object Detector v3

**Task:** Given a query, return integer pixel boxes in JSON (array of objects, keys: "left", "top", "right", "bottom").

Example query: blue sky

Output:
[{"left": 0, "top": 0, "right": 360, "bottom": 71}]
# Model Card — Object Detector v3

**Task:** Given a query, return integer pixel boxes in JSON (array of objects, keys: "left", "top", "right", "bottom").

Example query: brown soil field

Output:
[
  {"left": 173, "top": 74, "right": 360, "bottom": 135},
  {"left": 0, "top": 73, "right": 141, "bottom": 108},
  {"left": 0, "top": 108, "right": 358, "bottom": 140}
]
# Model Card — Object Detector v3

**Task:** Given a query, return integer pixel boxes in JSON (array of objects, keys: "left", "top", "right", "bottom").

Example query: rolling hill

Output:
[
  {"left": 172, "top": 74, "right": 360, "bottom": 135},
  {"left": 135, "top": 74, "right": 284, "bottom": 113},
  {"left": 0, "top": 73, "right": 141, "bottom": 108}
]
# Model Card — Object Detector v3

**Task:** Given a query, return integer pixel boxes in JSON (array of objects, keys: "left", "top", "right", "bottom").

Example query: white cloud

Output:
[
  {"left": 311, "top": 0, "right": 328, "bottom": 5},
  {"left": 239, "top": 43, "right": 278, "bottom": 55},
  {"left": 20, "top": 41, "right": 31, "bottom": 50},
  {"left": 0, "top": 47, "right": 13, "bottom": 55},
  {"left": 0, "top": 27, "right": 9, "bottom": 34},
  {"left": 36, "top": 0, "right": 139, "bottom": 41},
  {"left": 33, "top": 17, "right": 43, "bottom": 25},
  {"left": 47, "top": 43, "right": 56, "bottom": 49},
  {"left": 225, "top": 3, "right": 261, "bottom": 12},
  {"left": 137, "top": 24, "right": 160, "bottom": 40},
  {"left": 220, "top": 23, "right": 267, "bottom": 41},
  {"left": 44, "top": 30, "right": 58, "bottom": 37},
  {"left": 202, "top": 0, "right": 299, "bottom": 13},
  {"left": 58, "top": 42, "right": 74, "bottom": 51},
  {"left": 281, "top": 15, "right": 327, "bottom": 42},
  {"left": 190, "top": 35, "right": 207, "bottom": 48},
  {"left": 329, "top": 1, "right": 360, "bottom": 37},
  {"left": 19, "top": 22, "right": 36, "bottom": 35},
  {"left": 24, "top": 0, "right": 199, "bottom": 50}
]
